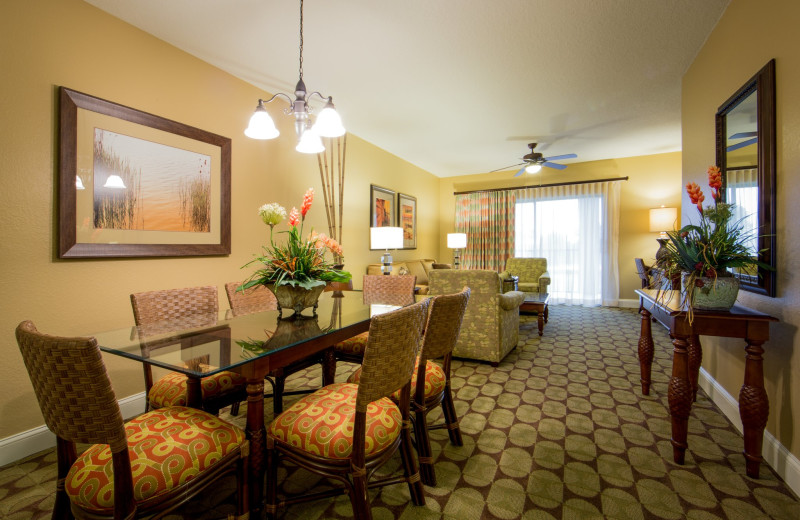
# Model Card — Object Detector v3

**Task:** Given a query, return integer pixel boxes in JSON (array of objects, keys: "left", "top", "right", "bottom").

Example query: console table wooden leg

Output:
[
  {"left": 638, "top": 307, "right": 654, "bottom": 395},
  {"left": 688, "top": 334, "right": 702, "bottom": 402},
  {"left": 246, "top": 378, "right": 266, "bottom": 515},
  {"left": 668, "top": 333, "right": 693, "bottom": 465},
  {"left": 740, "top": 340, "right": 769, "bottom": 478}
]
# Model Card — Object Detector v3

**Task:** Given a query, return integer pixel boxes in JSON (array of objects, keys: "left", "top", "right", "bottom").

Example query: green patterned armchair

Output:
[
  {"left": 428, "top": 269, "right": 525, "bottom": 365},
  {"left": 500, "top": 257, "right": 551, "bottom": 294}
]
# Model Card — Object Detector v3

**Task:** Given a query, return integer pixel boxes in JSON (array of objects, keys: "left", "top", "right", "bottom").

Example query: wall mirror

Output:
[{"left": 716, "top": 59, "right": 776, "bottom": 296}]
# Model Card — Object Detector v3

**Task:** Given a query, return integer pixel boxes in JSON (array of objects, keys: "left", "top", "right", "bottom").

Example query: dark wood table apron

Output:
[
  {"left": 635, "top": 289, "right": 777, "bottom": 478},
  {"left": 95, "top": 291, "right": 379, "bottom": 517}
]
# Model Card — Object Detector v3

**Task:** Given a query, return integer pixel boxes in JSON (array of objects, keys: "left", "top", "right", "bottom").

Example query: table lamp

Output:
[
  {"left": 649, "top": 206, "right": 677, "bottom": 264},
  {"left": 447, "top": 233, "right": 467, "bottom": 269},
  {"left": 370, "top": 227, "right": 403, "bottom": 275}
]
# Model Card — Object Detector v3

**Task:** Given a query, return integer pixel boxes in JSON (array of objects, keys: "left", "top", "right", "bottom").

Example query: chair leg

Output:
[
  {"left": 272, "top": 375, "right": 286, "bottom": 415},
  {"left": 399, "top": 420, "right": 426, "bottom": 506},
  {"left": 265, "top": 438, "right": 279, "bottom": 520},
  {"left": 413, "top": 405, "right": 436, "bottom": 486},
  {"left": 441, "top": 387, "right": 463, "bottom": 446},
  {"left": 230, "top": 401, "right": 240, "bottom": 416},
  {"left": 235, "top": 449, "right": 249, "bottom": 520},
  {"left": 350, "top": 465, "right": 372, "bottom": 520},
  {"left": 53, "top": 438, "right": 77, "bottom": 520}
]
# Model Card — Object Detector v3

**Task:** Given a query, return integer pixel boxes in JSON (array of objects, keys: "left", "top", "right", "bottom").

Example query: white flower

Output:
[{"left": 258, "top": 203, "right": 287, "bottom": 226}]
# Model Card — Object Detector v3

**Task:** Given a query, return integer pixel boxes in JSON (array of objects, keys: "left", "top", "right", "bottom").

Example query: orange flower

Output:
[
  {"left": 686, "top": 182, "right": 705, "bottom": 213},
  {"left": 301, "top": 187, "right": 314, "bottom": 217},
  {"left": 707, "top": 165, "right": 722, "bottom": 200},
  {"left": 288, "top": 207, "right": 300, "bottom": 227}
]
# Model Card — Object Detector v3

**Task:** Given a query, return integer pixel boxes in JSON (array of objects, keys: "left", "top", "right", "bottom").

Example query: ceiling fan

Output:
[
  {"left": 727, "top": 131, "right": 757, "bottom": 152},
  {"left": 490, "top": 143, "right": 577, "bottom": 177}
]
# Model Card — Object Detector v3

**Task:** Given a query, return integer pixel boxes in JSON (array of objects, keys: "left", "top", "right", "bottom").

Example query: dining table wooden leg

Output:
[
  {"left": 638, "top": 306, "right": 654, "bottom": 395},
  {"left": 740, "top": 339, "right": 769, "bottom": 478},
  {"left": 668, "top": 332, "right": 693, "bottom": 465},
  {"left": 245, "top": 377, "right": 267, "bottom": 515}
]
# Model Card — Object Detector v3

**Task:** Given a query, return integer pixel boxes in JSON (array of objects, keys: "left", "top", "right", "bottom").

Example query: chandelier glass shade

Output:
[{"left": 244, "top": 0, "right": 345, "bottom": 153}]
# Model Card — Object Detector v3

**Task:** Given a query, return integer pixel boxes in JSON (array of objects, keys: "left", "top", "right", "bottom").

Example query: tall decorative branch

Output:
[{"left": 316, "top": 134, "right": 347, "bottom": 264}]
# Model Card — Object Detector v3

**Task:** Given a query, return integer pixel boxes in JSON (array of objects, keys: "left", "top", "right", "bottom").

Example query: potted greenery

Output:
[
  {"left": 657, "top": 166, "right": 771, "bottom": 318},
  {"left": 241, "top": 188, "right": 351, "bottom": 317}
]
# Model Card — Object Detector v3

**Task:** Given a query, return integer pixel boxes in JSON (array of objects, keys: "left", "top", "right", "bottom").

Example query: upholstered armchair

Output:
[
  {"left": 500, "top": 257, "right": 551, "bottom": 294},
  {"left": 428, "top": 269, "right": 525, "bottom": 365}
]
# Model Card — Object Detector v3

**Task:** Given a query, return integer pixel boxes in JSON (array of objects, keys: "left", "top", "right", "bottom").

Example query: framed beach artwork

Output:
[
  {"left": 369, "top": 184, "right": 395, "bottom": 228},
  {"left": 58, "top": 87, "right": 231, "bottom": 257},
  {"left": 397, "top": 193, "right": 417, "bottom": 249}
]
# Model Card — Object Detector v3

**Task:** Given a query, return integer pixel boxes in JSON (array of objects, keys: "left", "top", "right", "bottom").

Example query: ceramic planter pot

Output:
[{"left": 683, "top": 273, "right": 740, "bottom": 311}]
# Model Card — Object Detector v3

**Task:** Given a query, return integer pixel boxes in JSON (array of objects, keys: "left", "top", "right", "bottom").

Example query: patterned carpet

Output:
[{"left": 2, "top": 305, "right": 799, "bottom": 519}]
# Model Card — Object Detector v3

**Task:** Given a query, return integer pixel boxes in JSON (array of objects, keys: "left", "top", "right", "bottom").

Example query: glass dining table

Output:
[{"left": 92, "top": 290, "right": 392, "bottom": 516}]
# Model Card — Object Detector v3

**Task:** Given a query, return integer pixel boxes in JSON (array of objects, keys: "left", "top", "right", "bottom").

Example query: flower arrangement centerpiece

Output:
[
  {"left": 240, "top": 188, "right": 351, "bottom": 317},
  {"left": 658, "top": 166, "right": 769, "bottom": 314}
]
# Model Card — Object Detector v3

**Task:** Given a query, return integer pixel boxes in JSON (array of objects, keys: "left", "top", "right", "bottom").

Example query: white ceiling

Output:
[{"left": 84, "top": 0, "right": 729, "bottom": 178}]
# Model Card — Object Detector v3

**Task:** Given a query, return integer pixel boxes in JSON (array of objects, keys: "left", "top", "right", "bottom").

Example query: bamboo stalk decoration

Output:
[{"left": 316, "top": 135, "right": 347, "bottom": 264}]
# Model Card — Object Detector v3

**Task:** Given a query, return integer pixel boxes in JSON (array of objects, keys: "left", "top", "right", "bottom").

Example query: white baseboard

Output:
[
  {"left": 0, "top": 393, "right": 146, "bottom": 467},
  {"left": 698, "top": 368, "right": 800, "bottom": 497},
  {"left": 618, "top": 298, "right": 640, "bottom": 309}
]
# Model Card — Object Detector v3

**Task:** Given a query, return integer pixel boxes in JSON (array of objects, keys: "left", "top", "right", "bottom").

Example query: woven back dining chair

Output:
[
  {"left": 333, "top": 274, "right": 417, "bottom": 365},
  {"left": 224, "top": 281, "right": 322, "bottom": 414},
  {"left": 15, "top": 320, "right": 249, "bottom": 520},
  {"left": 348, "top": 287, "right": 471, "bottom": 486},
  {"left": 131, "top": 285, "right": 247, "bottom": 415},
  {"left": 265, "top": 299, "right": 430, "bottom": 520}
]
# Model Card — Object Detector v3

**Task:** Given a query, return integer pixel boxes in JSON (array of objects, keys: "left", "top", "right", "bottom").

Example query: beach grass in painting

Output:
[{"left": 93, "top": 128, "right": 211, "bottom": 232}]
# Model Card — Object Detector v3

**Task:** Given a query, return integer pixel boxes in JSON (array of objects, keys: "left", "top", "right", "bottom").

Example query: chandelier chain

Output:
[{"left": 298, "top": 0, "right": 304, "bottom": 81}]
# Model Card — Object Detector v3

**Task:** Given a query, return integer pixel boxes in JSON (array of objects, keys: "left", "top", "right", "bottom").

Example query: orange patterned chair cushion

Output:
[
  {"left": 268, "top": 382, "right": 401, "bottom": 459},
  {"left": 333, "top": 331, "right": 369, "bottom": 357},
  {"left": 349, "top": 357, "right": 446, "bottom": 401},
  {"left": 149, "top": 370, "right": 246, "bottom": 409},
  {"left": 65, "top": 406, "right": 246, "bottom": 513}
]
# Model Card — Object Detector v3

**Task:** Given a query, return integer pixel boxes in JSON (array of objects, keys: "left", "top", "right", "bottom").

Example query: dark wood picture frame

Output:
[
  {"left": 369, "top": 184, "right": 396, "bottom": 229},
  {"left": 397, "top": 192, "right": 417, "bottom": 249},
  {"left": 58, "top": 87, "right": 231, "bottom": 258}
]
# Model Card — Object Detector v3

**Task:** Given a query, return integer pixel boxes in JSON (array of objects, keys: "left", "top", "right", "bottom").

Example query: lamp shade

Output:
[
  {"left": 370, "top": 227, "right": 403, "bottom": 250},
  {"left": 103, "top": 175, "right": 126, "bottom": 189},
  {"left": 649, "top": 206, "right": 677, "bottom": 232},
  {"left": 244, "top": 105, "right": 280, "bottom": 140},
  {"left": 447, "top": 233, "right": 467, "bottom": 249},
  {"left": 295, "top": 128, "right": 325, "bottom": 154},
  {"left": 525, "top": 163, "right": 542, "bottom": 174},
  {"left": 312, "top": 106, "right": 346, "bottom": 138}
]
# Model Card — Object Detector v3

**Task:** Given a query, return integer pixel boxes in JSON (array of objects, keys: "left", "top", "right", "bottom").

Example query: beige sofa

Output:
[{"left": 366, "top": 258, "right": 451, "bottom": 295}]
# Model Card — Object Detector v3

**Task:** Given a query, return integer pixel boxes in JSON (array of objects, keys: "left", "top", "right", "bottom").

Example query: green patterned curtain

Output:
[{"left": 454, "top": 190, "right": 516, "bottom": 271}]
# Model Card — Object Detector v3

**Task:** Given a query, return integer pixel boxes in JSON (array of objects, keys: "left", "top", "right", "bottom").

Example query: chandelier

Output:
[{"left": 244, "top": 0, "right": 345, "bottom": 153}]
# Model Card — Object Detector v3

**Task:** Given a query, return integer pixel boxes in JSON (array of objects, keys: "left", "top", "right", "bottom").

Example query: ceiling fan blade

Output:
[
  {"left": 726, "top": 137, "right": 758, "bottom": 152},
  {"left": 489, "top": 162, "right": 525, "bottom": 173},
  {"left": 513, "top": 166, "right": 527, "bottom": 177},
  {"left": 543, "top": 162, "right": 567, "bottom": 170},
  {"left": 729, "top": 131, "right": 758, "bottom": 139},
  {"left": 543, "top": 153, "right": 577, "bottom": 161}
]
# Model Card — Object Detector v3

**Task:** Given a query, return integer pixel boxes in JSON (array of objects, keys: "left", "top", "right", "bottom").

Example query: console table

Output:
[{"left": 635, "top": 289, "right": 778, "bottom": 478}]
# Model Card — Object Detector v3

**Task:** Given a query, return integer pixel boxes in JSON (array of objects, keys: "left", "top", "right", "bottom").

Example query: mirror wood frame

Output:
[{"left": 715, "top": 59, "right": 776, "bottom": 297}]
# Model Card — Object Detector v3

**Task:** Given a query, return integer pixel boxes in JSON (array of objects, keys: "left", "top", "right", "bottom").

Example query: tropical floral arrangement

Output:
[
  {"left": 240, "top": 188, "right": 351, "bottom": 291},
  {"left": 658, "top": 165, "right": 768, "bottom": 302}
]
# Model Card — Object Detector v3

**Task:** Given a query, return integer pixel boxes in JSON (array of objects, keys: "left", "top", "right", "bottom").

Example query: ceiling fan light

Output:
[
  {"left": 525, "top": 163, "right": 542, "bottom": 174},
  {"left": 312, "top": 103, "right": 345, "bottom": 138},
  {"left": 296, "top": 128, "right": 325, "bottom": 154},
  {"left": 245, "top": 104, "right": 280, "bottom": 140},
  {"left": 103, "top": 174, "right": 126, "bottom": 189}
]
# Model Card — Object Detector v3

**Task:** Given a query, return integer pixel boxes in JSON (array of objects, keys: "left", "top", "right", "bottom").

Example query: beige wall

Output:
[
  {"left": 0, "top": 0, "right": 439, "bottom": 438},
  {"left": 682, "top": 0, "right": 800, "bottom": 458},
  {"left": 437, "top": 152, "right": 683, "bottom": 300}
]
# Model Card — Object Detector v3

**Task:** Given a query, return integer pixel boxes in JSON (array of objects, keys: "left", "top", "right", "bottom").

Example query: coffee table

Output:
[{"left": 520, "top": 292, "right": 550, "bottom": 336}]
